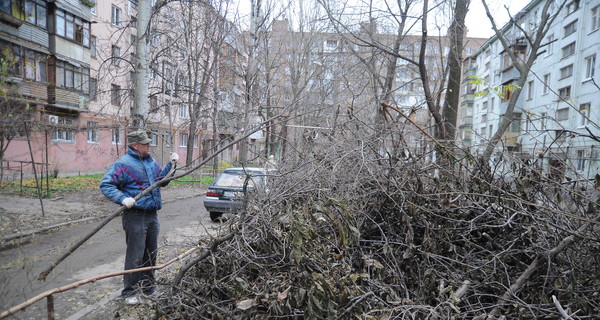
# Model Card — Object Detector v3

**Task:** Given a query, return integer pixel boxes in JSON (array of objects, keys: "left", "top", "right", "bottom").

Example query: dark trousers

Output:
[{"left": 121, "top": 209, "right": 159, "bottom": 296}]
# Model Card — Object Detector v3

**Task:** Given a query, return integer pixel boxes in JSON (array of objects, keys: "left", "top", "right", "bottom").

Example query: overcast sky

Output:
[{"left": 466, "top": 0, "right": 529, "bottom": 38}]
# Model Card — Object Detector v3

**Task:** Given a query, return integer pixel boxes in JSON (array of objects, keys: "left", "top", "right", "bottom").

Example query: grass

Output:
[{"left": 0, "top": 173, "right": 215, "bottom": 198}]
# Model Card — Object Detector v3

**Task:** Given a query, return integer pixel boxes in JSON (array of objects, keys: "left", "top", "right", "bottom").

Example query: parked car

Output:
[{"left": 203, "top": 167, "right": 275, "bottom": 222}]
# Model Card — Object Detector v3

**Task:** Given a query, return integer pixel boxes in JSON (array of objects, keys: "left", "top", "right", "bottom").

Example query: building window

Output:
[
  {"left": 179, "top": 132, "right": 188, "bottom": 147},
  {"left": 89, "top": 77, "right": 97, "bottom": 100},
  {"left": 575, "top": 150, "right": 586, "bottom": 172},
  {"left": 165, "top": 132, "right": 173, "bottom": 147},
  {"left": 563, "top": 20, "right": 577, "bottom": 37},
  {"left": 565, "top": 0, "right": 579, "bottom": 16},
  {"left": 481, "top": 114, "right": 487, "bottom": 123},
  {"left": 111, "top": 84, "right": 121, "bottom": 105},
  {"left": 558, "top": 86, "right": 571, "bottom": 100},
  {"left": 112, "top": 45, "right": 121, "bottom": 65},
  {"left": 90, "top": 36, "right": 97, "bottom": 57},
  {"left": 194, "top": 135, "right": 198, "bottom": 148},
  {"left": 50, "top": 116, "right": 75, "bottom": 142},
  {"left": 178, "top": 104, "right": 188, "bottom": 119},
  {"left": 510, "top": 113, "right": 521, "bottom": 133},
  {"left": 556, "top": 107, "right": 569, "bottom": 121},
  {"left": 579, "top": 103, "right": 591, "bottom": 127},
  {"left": 111, "top": 5, "right": 121, "bottom": 26},
  {"left": 545, "top": 34, "right": 554, "bottom": 57},
  {"left": 130, "top": 16, "right": 137, "bottom": 28},
  {"left": 325, "top": 39, "right": 337, "bottom": 52},
  {"left": 150, "top": 132, "right": 158, "bottom": 146},
  {"left": 559, "top": 64, "right": 574, "bottom": 79},
  {"left": 561, "top": 42, "right": 576, "bottom": 58},
  {"left": 592, "top": 5, "right": 600, "bottom": 31},
  {"left": 54, "top": 60, "right": 89, "bottom": 92},
  {"left": 87, "top": 121, "right": 98, "bottom": 143},
  {"left": 543, "top": 73, "right": 550, "bottom": 94},
  {"left": 527, "top": 80, "right": 534, "bottom": 100},
  {"left": 584, "top": 54, "right": 596, "bottom": 79},
  {"left": 540, "top": 113, "right": 547, "bottom": 130},
  {"left": 482, "top": 101, "right": 488, "bottom": 110},
  {"left": 481, "top": 126, "right": 487, "bottom": 137},
  {"left": 24, "top": 0, "right": 47, "bottom": 28},
  {"left": 0, "top": 43, "right": 48, "bottom": 82},
  {"left": 55, "top": 9, "right": 90, "bottom": 46},
  {"left": 112, "top": 127, "right": 121, "bottom": 145}
]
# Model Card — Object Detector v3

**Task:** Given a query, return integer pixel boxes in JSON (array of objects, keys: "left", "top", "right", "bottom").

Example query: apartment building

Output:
[
  {"left": 467, "top": 0, "right": 599, "bottom": 180},
  {"left": 261, "top": 19, "right": 486, "bottom": 159},
  {"left": 1, "top": 0, "right": 248, "bottom": 179}
]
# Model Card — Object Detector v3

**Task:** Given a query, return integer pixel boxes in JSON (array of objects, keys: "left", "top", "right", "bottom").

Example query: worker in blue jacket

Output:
[{"left": 100, "top": 129, "right": 179, "bottom": 305}]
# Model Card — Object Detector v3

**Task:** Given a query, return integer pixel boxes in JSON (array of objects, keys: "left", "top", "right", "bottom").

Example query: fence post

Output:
[{"left": 46, "top": 294, "right": 54, "bottom": 320}]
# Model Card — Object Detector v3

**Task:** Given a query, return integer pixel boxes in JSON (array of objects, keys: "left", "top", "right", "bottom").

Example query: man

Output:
[{"left": 100, "top": 129, "right": 179, "bottom": 305}]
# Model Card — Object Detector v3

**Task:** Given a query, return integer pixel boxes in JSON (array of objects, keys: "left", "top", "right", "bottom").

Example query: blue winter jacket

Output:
[{"left": 100, "top": 147, "right": 173, "bottom": 211}]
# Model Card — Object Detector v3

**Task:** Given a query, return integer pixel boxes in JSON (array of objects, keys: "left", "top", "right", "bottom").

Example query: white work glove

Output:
[
  {"left": 170, "top": 152, "right": 179, "bottom": 162},
  {"left": 121, "top": 197, "right": 136, "bottom": 209}
]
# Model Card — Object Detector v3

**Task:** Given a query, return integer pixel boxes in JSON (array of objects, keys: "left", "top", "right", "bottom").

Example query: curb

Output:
[{"left": 65, "top": 291, "right": 121, "bottom": 320}]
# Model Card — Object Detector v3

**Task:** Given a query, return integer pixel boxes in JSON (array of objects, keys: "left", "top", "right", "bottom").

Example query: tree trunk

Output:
[
  {"left": 442, "top": 0, "right": 470, "bottom": 143},
  {"left": 132, "top": 0, "right": 151, "bottom": 129}
]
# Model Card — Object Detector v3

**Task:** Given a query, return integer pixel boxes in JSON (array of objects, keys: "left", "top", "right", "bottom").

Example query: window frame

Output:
[
  {"left": 51, "top": 116, "right": 76, "bottom": 143},
  {"left": 558, "top": 86, "right": 571, "bottom": 100},
  {"left": 559, "top": 64, "right": 574, "bottom": 79},
  {"left": 579, "top": 103, "right": 591, "bottom": 127},
  {"left": 592, "top": 5, "right": 600, "bottom": 32},
  {"left": 111, "top": 84, "right": 121, "bottom": 106},
  {"left": 112, "top": 127, "right": 121, "bottom": 145},
  {"left": 563, "top": 20, "right": 577, "bottom": 37},
  {"left": 561, "top": 42, "right": 576, "bottom": 59},
  {"left": 87, "top": 121, "right": 99, "bottom": 143},
  {"left": 179, "top": 132, "right": 188, "bottom": 147},
  {"left": 584, "top": 54, "right": 596, "bottom": 79},
  {"left": 542, "top": 73, "right": 550, "bottom": 95},
  {"left": 556, "top": 107, "right": 569, "bottom": 121},
  {"left": 111, "top": 5, "right": 121, "bottom": 27}
]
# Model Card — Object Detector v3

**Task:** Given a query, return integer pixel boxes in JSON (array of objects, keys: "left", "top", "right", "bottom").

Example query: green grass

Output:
[{"left": 0, "top": 173, "right": 215, "bottom": 198}]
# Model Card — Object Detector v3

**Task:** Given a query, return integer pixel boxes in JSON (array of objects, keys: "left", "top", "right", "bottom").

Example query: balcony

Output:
[{"left": 501, "top": 131, "right": 520, "bottom": 147}]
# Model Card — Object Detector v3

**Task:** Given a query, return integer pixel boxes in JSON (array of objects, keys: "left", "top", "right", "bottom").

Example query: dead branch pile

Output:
[{"left": 158, "top": 135, "right": 600, "bottom": 319}]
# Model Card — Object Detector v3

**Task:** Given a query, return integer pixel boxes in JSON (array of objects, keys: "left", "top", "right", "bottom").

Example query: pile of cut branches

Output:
[{"left": 158, "top": 134, "right": 600, "bottom": 319}]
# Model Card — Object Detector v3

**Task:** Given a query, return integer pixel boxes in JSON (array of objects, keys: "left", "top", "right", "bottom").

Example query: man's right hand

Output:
[{"left": 121, "top": 197, "right": 136, "bottom": 209}]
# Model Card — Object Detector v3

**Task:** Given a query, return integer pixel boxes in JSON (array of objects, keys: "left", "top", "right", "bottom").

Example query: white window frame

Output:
[
  {"left": 51, "top": 116, "right": 76, "bottom": 143},
  {"left": 584, "top": 54, "right": 596, "bottom": 79},
  {"left": 527, "top": 80, "right": 534, "bottom": 100},
  {"left": 87, "top": 121, "right": 98, "bottom": 143},
  {"left": 592, "top": 5, "right": 600, "bottom": 32},
  {"left": 111, "top": 5, "right": 121, "bottom": 27},
  {"left": 579, "top": 103, "right": 591, "bottom": 127},
  {"left": 560, "top": 64, "right": 573, "bottom": 79},
  {"left": 112, "top": 127, "right": 121, "bottom": 145},
  {"left": 178, "top": 104, "right": 188, "bottom": 119},
  {"left": 542, "top": 73, "right": 550, "bottom": 94},
  {"left": 150, "top": 132, "right": 158, "bottom": 146},
  {"left": 575, "top": 150, "right": 586, "bottom": 172},
  {"left": 179, "top": 132, "right": 188, "bottom": 147}
]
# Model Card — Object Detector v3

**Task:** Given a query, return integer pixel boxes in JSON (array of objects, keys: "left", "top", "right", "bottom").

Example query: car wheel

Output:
[{"left": 210, "top": 211, "right": 223, "bottom": 222}]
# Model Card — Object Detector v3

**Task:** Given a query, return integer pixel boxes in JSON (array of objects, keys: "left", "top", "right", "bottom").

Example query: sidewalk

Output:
[
  {"left": 0, "top": 185, "right": 200, "bottom": 249},
  {"left": 0, "top": 184, "right": 203, "bottom": 319}
]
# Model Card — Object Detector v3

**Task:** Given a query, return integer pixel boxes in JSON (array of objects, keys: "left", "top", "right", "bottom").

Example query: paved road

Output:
[{"left": 0, "top": 195, "right": 216, "bottom": 319}]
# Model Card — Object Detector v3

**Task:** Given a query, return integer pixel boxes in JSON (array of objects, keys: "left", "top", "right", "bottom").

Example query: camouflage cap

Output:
[{"left": 127, "top": 130, "right": 152, "bottom": 145}]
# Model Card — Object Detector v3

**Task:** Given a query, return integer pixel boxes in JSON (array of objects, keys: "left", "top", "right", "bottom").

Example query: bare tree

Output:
[{"left": 479, "top": 0, "right": 567, "bottom": 163}]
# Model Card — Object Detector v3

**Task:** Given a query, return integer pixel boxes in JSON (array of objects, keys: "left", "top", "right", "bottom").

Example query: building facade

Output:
[{"left": 465, "top": 0, "right": 599, "bottom": 181}]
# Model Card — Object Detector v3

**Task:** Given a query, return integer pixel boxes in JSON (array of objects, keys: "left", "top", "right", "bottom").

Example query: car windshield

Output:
[{"left": 213, "top": 171, "right": 262, "bottom": 188}]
